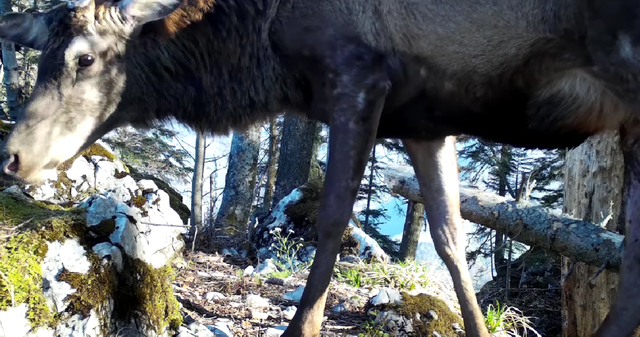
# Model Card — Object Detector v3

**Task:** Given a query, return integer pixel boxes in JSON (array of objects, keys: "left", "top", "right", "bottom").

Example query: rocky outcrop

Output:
[
  {"left": 0, "top": 143, "right": 187, "bottom": 337},
  {"left": 252, "top": 179, "right": 389, "bottom": 269}
]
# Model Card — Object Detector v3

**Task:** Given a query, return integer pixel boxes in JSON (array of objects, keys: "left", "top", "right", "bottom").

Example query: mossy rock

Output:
[
  {"left": 127, "top": 166, "right": 191, "bottom": 225},
  {"left": 53, "top": 143, "right": 125, "bottom": 200},
  {"left": 0, "top": 191, "right": 183, "bottom": 334},
  {"left": 0, "top": 193, "right": 97, "bottom": 329},
  {"left": 377, "top": 292, "right": 464, "bottom": 337},
  {"left": 113, "top": 257, "right": 182, "bottom": 332}
]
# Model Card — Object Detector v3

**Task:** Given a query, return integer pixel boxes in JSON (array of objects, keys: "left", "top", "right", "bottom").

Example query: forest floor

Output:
[{"left": 171, "top": 248, "right": 464, "bottom": 337}]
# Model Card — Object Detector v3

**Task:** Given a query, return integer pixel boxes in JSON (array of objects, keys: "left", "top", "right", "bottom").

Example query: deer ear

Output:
[
  {"left": 0, "top": 11, "right": 49, "bottom": 50},
  {"left": 118, "top": 0, "right": 182, "bottom": 25}
]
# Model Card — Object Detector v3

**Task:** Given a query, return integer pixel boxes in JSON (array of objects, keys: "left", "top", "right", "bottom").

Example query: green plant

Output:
[
  {"left": 484, "top": 301, "right": 542, "bottom": 337},
  {"left": 268, "top": 228, "right": 310, "bottom": 278},
  {"left": 337, "top": 269, "right": 363, "bottom": 287},
  {"left": 358, "top": 321, "right": 389, "bottom": 337},
  {"left": 485, "top": 301, "right": 509, "bottom": 333}
]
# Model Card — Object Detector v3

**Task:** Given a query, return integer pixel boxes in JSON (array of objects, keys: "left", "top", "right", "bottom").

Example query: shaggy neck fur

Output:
[{"left": 120, "top": 0, "right": 300, "bottom": 134}]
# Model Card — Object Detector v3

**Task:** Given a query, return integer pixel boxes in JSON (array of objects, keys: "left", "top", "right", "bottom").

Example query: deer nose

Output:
[{"left": 2, "top": 154, "right": 20, "bottom": 175}]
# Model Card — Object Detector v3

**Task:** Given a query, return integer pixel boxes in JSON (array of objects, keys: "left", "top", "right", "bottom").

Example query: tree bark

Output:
[
  {"left": 190, "top": 131, "right": 206, "bottom": 235},
  {"left": 561, "top": 132, "right": 631, "bottom": 337},
  {"left": 364, "top": 144, "right": 377, "bottom": 232},
  {"left": 380, "top": 164, "right": 624, "bottom": 272},
  {"left": 272, "top": 113, "right": 318, "bottom": 208},
  {"left": 213, "top": 124, "right": 260, "bottom": 236},
  {"left": 1, "top": 0, "right": 20, "bottom": 120},
  {"left": 398, "top": 200, "right": 425, "bottom": 261},
  {"left": 262, "top": 119, "right": 279, "bottom": 211}
]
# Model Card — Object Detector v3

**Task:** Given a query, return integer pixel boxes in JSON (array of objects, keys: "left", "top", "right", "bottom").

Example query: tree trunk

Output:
[
  {"left": 272, "top": 113, "right": 318, "bottom": 208},
  {"left": 363, "top": 144, "right": 377, "bottom": 232},
  {"left": 495, "top": 145, "right": 509, "bottom": 278},
  {"left": 1, "top": 0, "right": 20, "bottom": 120},
  {"left": 190, "top": 131, "right": 206, "bottom": 235},
  {"left": 398, "top": 200, "right": 425, "bottom": 261},
  {"left": 561, "top": 132, "right": 633, "bottom": 337},
  {"left": 213, "top": 124, "right": 260, "bottom": 236},
  {"left": 381, "top": 165, "right": 624, "bottom": 271},
  {"left": 262, "top": 119, "right": 279, "bottom": 211}
]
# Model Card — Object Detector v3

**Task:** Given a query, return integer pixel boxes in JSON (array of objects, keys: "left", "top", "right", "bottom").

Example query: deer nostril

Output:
[{"left": 2, "top": 154, "right": 20, "bottom": 175}]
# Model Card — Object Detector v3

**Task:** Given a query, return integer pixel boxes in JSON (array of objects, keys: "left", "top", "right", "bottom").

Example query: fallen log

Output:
[{"left": 380, "top": 164, "right": 624, "bottom": 272}]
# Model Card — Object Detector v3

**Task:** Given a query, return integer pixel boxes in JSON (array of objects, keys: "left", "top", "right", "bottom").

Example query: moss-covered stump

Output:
[
  {"left": 370, "top": 291, "right": 465, "bottom": 337},
  {"left": 0, "top": 144, "right": 187, "bottom": 337}
]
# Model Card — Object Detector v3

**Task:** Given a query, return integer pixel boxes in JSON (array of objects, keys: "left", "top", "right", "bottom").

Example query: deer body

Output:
[{"left": 1, "top": 0, "right": 640, "bottom": 336}]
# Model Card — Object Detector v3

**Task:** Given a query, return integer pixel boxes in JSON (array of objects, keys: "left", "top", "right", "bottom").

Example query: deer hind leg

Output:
[
  {"left": 403, "top": 137, "right": 490, "bottom": 337},
  {"left": 595, "top": 121, "right": 640, "bottom": 337},
  {"left": 281, "top": 43, "right": 390, "bottom": 337}
]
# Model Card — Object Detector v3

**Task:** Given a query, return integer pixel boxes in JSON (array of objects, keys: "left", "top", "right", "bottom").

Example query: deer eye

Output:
[{"left": 78, "top": 54, "right": 95, "bottom": 68}]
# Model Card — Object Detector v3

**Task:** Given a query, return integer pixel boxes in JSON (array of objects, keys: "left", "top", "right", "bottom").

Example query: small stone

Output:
[
  {"left": 370, "top": 288, "right": 402, "bottom": 306},
  {"left": 432, "top": 332, "right": 442, "bottom": 337},
  {"left": 246, "top": 294, "right": 270, "bottom": 308},
  {"left": 255, "top": 259, "right": 278, "bottom": 275},
  {"left": 414, "top": 312, "right": 421, "bottom": 321},
  {"left": 427, "top": 310, "right": 438, "bottom": 321},
  {"left": 452, "top": 322, "right": 465, "bottom": 335},
  {"left": 205, "top": 292, "right": 226, "bottom": 302},
  {"left": 243, "top": 265, "right": 254, "bottom": 276},
  {"left": 251, "top": 309, "right": 269, "bottom": 320},
  {"left": 264, "top": 326, "right": 287, "bottom": 337},
  {"left": 339, "top": 255, "right": 361, "bottom": 264},
  {"left": 283, "top": 285, "right": 305, "bottom": 302},
  {"left": 208, "top": 322, "right": 234, "bottom": 337},
  {"left": 387, "top": 320, "right": 397, "bottom": 330},
  {"left": 178, "top": 322, "right": 215, "bottom": 337},
  {"left": 332, "top": 303, "right": 347, "bottom": 313},
  {"left": 283, "top": 306, "right": 297, "bottom": 320}
]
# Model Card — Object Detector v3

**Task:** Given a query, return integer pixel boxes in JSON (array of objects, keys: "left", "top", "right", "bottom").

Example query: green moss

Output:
[
  {"left": 0, "top": 231, "right": 55, "bottom": 327},
  {"left": 81, "top": 144, "right": 118, "bottom": 162},
  {"left": 389, "top": 292, "right": 465, "bottom": 336},
  {"left": 0, "top": 193, "right": 88, "bottom": 328},
  {"left": 131, "top": 194, "right": 148, "bottom": 210},
  {"left": 284, "top": 177, "right": 324, "bottom": 226},
  {"left": 57, "top": 253, "right": 116, "bottom": 335},
  {"left": 340, "top": 226, "right": 360, "bottom": 257},
  {"left": 57, "top": 143, "right": 117, "bottom": 174},
  {"left": 114, "top": 258, "right": 183, "bottom": 333}
]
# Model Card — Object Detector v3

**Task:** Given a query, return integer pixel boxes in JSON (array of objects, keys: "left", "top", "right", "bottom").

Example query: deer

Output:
[{"left": 1, "top": 0, "right": 640, "bottom": 336}]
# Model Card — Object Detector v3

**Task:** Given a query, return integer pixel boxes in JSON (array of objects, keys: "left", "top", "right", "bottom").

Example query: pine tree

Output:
[
  {"left": 102, "top": 125, "right": 194, "bottom": 185},
  {"left": 457, "top": 136, "right": 564, "bottom": 279}
]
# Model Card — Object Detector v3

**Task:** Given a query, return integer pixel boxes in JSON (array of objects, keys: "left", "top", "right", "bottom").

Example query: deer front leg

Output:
[
  {"left": 595, "top": 122, "right": 640, "bottom": 337},
  {"left": 281, "top": 45, "right": 389, "bottom": 337},
  {"left": 403, "top": 137, "right": 490, "bottom": 337}
]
